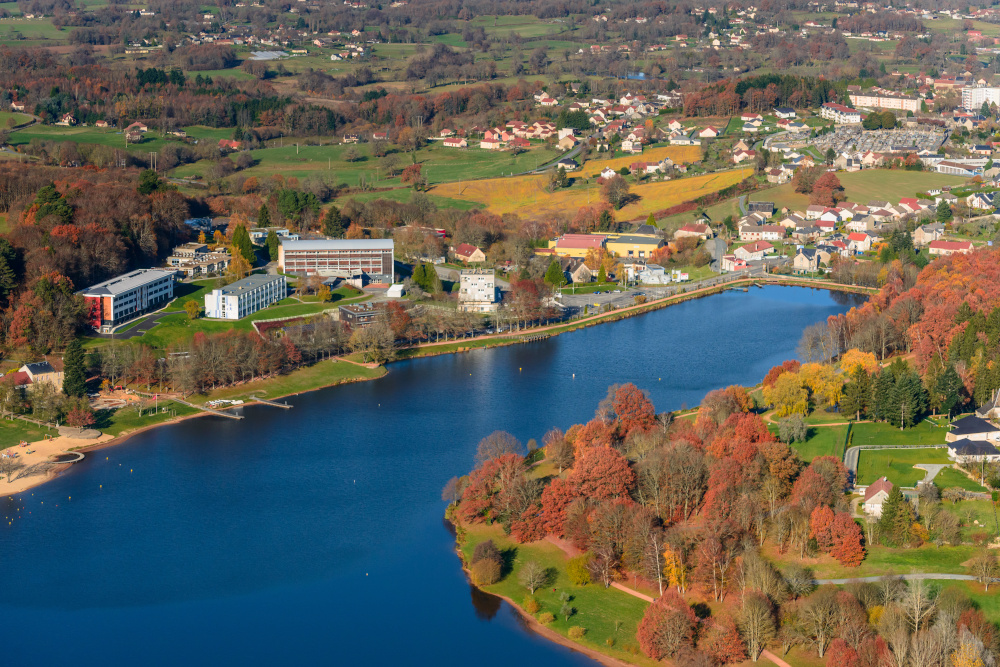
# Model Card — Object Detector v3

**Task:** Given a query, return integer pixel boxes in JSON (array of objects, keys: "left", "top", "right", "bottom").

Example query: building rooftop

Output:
[
  {"left": 948, "top": 438, "right": 1000, "bottom": 457},
  {"left": 950, "top": 414, "right": 999, "bottom": 435},
  {"left": 78, "top": 269, "right": 175, "bottom": 296},
  {"left": 216, "top": 274, "right": 284, "bottom": 296},
  {"left": 608, "top": 234, "right": 661, "bottom": 245},
  {"left": 282, "top": 239, "right": 394, "bottom": 251}
]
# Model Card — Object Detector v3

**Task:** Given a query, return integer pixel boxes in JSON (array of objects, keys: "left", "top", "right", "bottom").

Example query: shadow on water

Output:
[
  {"left": 829, "top": 290, "right": 869, "bottom": 308},
  {"left": 470, "top": 582, "right": 503, "bottom": 621}
]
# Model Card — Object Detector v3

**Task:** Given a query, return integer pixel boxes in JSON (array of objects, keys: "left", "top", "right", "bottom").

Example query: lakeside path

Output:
[{"left": 395, "top": 274, "right": 876, "bottom": 357}]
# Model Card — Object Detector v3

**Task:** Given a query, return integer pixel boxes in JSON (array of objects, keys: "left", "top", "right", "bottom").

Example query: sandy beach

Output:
[{"left": 0, "top": 431, "right": 114, "bottom": 496}]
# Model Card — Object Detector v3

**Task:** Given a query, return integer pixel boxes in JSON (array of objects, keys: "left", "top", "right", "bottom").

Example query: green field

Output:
[
  {"left": 934, "top": 466, "right": 988, "bottom": 492},
  {"left": 0, "top": 111, "right": 30, "bottom": 127},
  {"left": 856, "top": 447, "right": 951, "bottom": 486},
  {"left": 196, "top": 359, "right": 385, "bottom": 402},
  {"left": 0, "top": 417, "right": 57, "bottom": 448},
  {"left": 334, "top": 187, "right": 482, "bottom": 211},
  {"left": 0, "top": 17, "right": 68, "bottom": 44},
  {"left": 95, "top": 400, "right": 202, "bottom": 437},
  {"left": 763, "top": 170, "right": 970, "bottom": 211},
  {"left": 459, "top": 522, "right": 655, "bottom": 665},
  {"left": 791, "top": 424, "right": 848, "bottom": 461},
  {"left": 768, "top": 541, "right": 977, "bottom": 579},
  {"left": 851, "top": 419, "right": 948, "bottom": 449}
]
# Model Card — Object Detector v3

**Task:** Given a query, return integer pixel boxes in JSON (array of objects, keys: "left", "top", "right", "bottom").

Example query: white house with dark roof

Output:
[
  {"left": 946, "top": 415, "right": 1000, "bottom": 442},
  {"left": 948, "top": 438, "right": 1000, "bottom": 463}
]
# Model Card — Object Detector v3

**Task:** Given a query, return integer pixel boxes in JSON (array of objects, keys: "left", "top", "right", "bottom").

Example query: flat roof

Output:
[
  {"left": 216, "top": 274, "right": 284, "bottom": 296},
  {"left": 79, "top": 269, "right": 175, "bottom": 296},
  {"left": 607, "top": 234, "right": 661, "bottom": 245},
  {"left": 282, "top": 239, "right": 394, "bottom": 251}
]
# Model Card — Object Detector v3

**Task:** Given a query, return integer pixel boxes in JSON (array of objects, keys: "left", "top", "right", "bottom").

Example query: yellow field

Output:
[
  {"left": 433, "top": 168, "right": 749, "bottom": 219},
  {"left": 579, "top": 146, "right": 703, "bottom": 177}
]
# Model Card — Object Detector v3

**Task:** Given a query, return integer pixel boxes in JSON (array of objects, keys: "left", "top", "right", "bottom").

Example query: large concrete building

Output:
[
  {"left": 204, "top": 274, "right": 287, "bottom": 320},
  {"left": 962, "top": 86, "right": 1000, "bottom": 111},
  {"left": 848, "top": 91, "right": 920, "bottom": 113},
  {"left": 79, "top": 269, "right": 175, "bottom": 333},
  {"left": 278, "top": 239, "right": 394, "bottom": 283},
  {"left": 458, "top": 269, "right": 499, "bottom": 313}
]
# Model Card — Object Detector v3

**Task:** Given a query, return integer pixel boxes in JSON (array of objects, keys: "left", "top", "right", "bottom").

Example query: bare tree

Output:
[
  {"left": 879, "top": 605, "right": 911, "bottom": 667},
  {"left": 908, "top": 629, "right": 944, "bottom": 667},
  {"left": 740, "top": 591, "right": 776, "bottom": 661},
  {"left": 441, "top": 476, "right": 464, "bottom": 503},
  {"left": 518, "top": 560, "right": 550, "bottom": 594},
  {"left": 543, "top": 428, "right": 573, "bottom": 473},
  {"left": 969, "top": 549, "right": 998, "bottom": 592},
  {"left": 900, "top": 579, "right": 937, "bottom": 632},
  {"left": 801, "top": 589, "right": 838, "bottom": 657},
  {"left": 475, "top": 430, "right": 523, "bottom": 466}
]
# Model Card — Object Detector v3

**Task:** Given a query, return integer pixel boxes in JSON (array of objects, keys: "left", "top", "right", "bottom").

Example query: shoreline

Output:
[{"left": 5, "top": 277, "right": 867, "bottom": 497}]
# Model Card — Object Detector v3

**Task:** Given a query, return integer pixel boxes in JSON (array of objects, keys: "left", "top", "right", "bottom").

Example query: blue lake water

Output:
[{"left": 0, "top": 286, "right": 860, "bottom": 666}]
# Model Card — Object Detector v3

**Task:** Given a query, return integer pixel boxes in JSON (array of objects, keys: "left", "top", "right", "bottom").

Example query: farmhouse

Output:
[
  {"left": 674, "top": 223, "right": 712, "bottom": 240},
  {"left": 453, "top": 243, "right": 486, "bottom": 263}
]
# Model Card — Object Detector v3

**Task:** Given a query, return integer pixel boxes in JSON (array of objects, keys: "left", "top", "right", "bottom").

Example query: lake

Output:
[{"left": 0, "top": 286, "right": 861, "bottom": 666}]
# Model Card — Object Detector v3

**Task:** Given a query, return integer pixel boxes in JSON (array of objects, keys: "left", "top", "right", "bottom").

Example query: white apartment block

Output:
[
  {"left": 458, "top": 269, "right": 498, "bottom": 313},
  {"left": 79, "top": 269, "right": 175, "bottom": 333},
  {"left": 204, "top": 274, "right": 287, "bottom": 320},
  {"left": 820, "top": 103, "right": 861, "bottom": 123},
  {"left": 962, "top": 86, "right": 1000, "bottom": 110}
]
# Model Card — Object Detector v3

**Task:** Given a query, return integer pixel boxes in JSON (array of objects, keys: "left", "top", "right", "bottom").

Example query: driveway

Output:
[
  {"left": 87, "top": 311, "right": 177, "bottom": 339},
  {"left": 914, "top": 463, "right": 948, "bottom": 485}
]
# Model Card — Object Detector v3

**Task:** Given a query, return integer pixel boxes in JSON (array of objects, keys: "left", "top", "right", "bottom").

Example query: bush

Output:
[
  {"left": 524, "top": 597, "right": 541, "bottom": 614},
  {"left": 567, "top": 554, "right": 592, "bottom": 585},
  {"left": 568, "top": 626, "right": 587, "bottom": 640},
  {"left": 470, "top": 557, "right": 501, "bottom": 586},
  {"left": 538, "top": 612, "right": 556, "bottom": 624},
  {"left": 972, "top": 532, "right": 990, "bottom": 545},
  {"left": 472, "top": 539, "right": 501, "bottom": 565}
]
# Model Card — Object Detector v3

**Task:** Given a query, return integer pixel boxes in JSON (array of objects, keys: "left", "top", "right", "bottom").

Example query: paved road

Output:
[{"left": 88, "top": 311, "right": 177, "bottom": 340}]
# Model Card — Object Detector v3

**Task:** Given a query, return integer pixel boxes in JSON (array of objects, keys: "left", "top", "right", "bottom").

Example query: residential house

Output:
[
  {"left": 621, "top": 139, "right": 643, "bottom": 154},
  {"left": 560, "top": 257, "right": 593, "bottom": 284},
  {"left": 862, "top": 477, "right": 894, "bottom": 517},
  {"left": 557, "top": 158, "right": 579, "bottom": 171},
  {"left": 913, "top": 223, "right": 944, "bottom": 245},
  {"left": 721, "top": 255, "right": 750, "bottom": 272},
  {"left": 442, "top": 137, "right": 468, "bottom": 148},
  {"left": 733, "top": 149, "right": 757, "bottom": 164},
  {"left": 674, "top": 223, "right": 712, "bottom": 240},
  {"left": 734, "top": 240, "right": 774, "bottom": 261},
  {"left": 218, "top": 139, "right": 242, "bottom": 151},
  {"left": 928, "top": 239, "right": 974, "bottom": 256},
  {"left": 600, "top": 167, "right": 618, "bottom": 179},
  {"left": 18, "top": 361, "right": 64, "bottom": 392},
  {"left": 774, "top": 107, "right": 797, "bottom": 119},
  {"left": 847, "top": 232, "right": 873, "bottom": 253},
  {"left": 55, "top": 113, "right": 76, "bottom": 126},
  {"left": 792, "top": 248, "right": 820, "bottom": 273},
  {"left": 453, "top": 243, "right": 486, "bottom": 263},
  {"left": 766, "top": 168, "right": 789, "bottom": 184},
  {"left": 781, "top": 214, "right": 806, "bottom": 229},
  {"left": 946, "top": 415, "right": 1000, "bottom": 442},
  {"left": 947, "top": 438, "right": 1000, "bottom": 463},
  {"left": 740, "top": 225, "right": 785, "bottom": 242},
  {"left": 967, "top": 192, "right": 995, "bottom": 209},
  {"left": 698, "top": 126, "right": 720, "bottom": 138}
]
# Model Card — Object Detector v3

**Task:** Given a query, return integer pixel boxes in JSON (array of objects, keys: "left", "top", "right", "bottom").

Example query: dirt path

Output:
[{"left": 761, "top": 649, "right": 794, "bottom": 667}]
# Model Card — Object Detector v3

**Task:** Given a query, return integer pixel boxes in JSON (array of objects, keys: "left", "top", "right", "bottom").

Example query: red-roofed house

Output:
[
  {"left": 453, "top": 243, "right": 486, "bottom": 263},
  {"left": 509, "top": 137, "right": 530, "bottom": 149},
  {"left": 863, "top": 477, "right": 894, "bottom": 517},
  {"left": 443, "top": 137, "right": 468, "bottom": 148},
  {"left": 847, "top": 232, "right": 872, "bottom": 253},
  {"left": 928, "top": 239, "right": 974, "bottom": 256},
  {"left": 698, "top": 126, "right": 720, "bottom": 138},
  {"left": 734, "top": 240, "right": 774, "bottom": 261},
  {"left": 550, "top": 234, "right": 608, "bottom": 258},
  {"left": 219, "top": 139, "right": 242, "bottom": 151}
]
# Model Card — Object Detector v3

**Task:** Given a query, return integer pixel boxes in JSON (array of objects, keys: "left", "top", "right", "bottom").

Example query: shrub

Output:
[
  {"left": 538, "top": 612, "right": 556, "bottom": 624},
  {"left": 472, "top": 539, "right": 501, "bottom": 565},
  {"left": 568, "top": 626, "right": 587, "bottom": 640},
  {"left": 470, "top": 557, "right": 501, "bottom": 586},
  {"left": 524, "top": 597, "right": 541, "bottom": 614},
  {"left": 972, "top": 532, "right": 990, "bottom": 545},
  {"left": 606, "top": 637, "right": 616, "bottom": 647},
  {"left": 567, "top": 554, "right": 592, "bottom": 585}
]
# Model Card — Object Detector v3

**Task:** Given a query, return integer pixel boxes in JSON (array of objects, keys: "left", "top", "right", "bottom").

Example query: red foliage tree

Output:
[
  {"left": 809, "top": 505, "right": 835, "bottom": 551},
  {"left": 510, "top": 505, "right": 546, "bottom": 543},
  {"left": 573, "top": 417, "right": 616, "bottom": 450},
  {"left": 613, "top": 383, "right": 657, "bottom": 437},
  {"left": 636, "top": 589, "right": 697, "bottom": 660},
  {"left": 958, "top": 608, "right": 998, "bottom": 650},
  {"left": 825, "top": 638, "right": 860, "bottom": 667},
  {"left": 701, "top": 620, "right": 748, "bottom": 664},
  {"left": 791, "top": 456, "right": 847, "bottom": 512},
  {"left": 539, "top": 478, "right": 577, "bottom": 537},
  {"left": 457, "top": 453, "right": 524, "bottom": 524},
  {"left": 567, "top": 447, "right": 635, "bottom": 500},
  {"left": 829, "top": 513, "right": 866, "bottom": 567}
]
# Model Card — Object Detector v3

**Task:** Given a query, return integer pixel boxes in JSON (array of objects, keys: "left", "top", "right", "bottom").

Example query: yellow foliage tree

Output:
[
  {"left": 226, "top": 246, "right": 251, "bottom": 282},
  {"left": 800, "top": 363, "right": 843, "bottom": 409},
  {"left": 840, "top": 349, "right": 879, "bottom": 375},
  {"left": 762, "top": 372, "right": 809, "bottom": 417},
  {"left": 316, "top": 283, "right": 331, "bottom": 302},
  {"left": 662, "top": 548, "right": 688, "bottom": 594},
  {"left": 198, "top": 231, "right": 207, "bottom": 244},
  {"left": 951, "top": 637, "right": 986, "bottom": 667}
]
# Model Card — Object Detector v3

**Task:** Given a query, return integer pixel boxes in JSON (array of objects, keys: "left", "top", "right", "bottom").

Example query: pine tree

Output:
[
  {"left": 231, "top": 225, "right": 256, "bottom": 266},
  {"left": 323, "top": 206, "right": 344, "bottom": 238},
  {"left": 892, "top": 371, "right": 927, "bottom": 429},
  {"left": 876, "top": 486, "right": 913, "bottom": 547},
  {"left": 544, "top": 259, "right": 566, "bottom": 286},
  {"left": 265, "top": 230, "right": 279, "bottom": 262},
  {"left": 841, "top": 367, "right": 871, "bottom": 421},
  {"left": 0, "top": 254, "right": 15, "bottom": 306},
  {"left": 258, "top": 204, "right": 271, "bottom": 226},
  {"left": 871, "top": 370, "right": 895, "bottom": 423},
  {"left": 936, "top": 365, "right": 963, "bottom": 418},
  {"left": 62, "top": 338, "right": 87, "bottom": 398},
  {"left": 597, "top": 265, "right": 607, "bottom": 283},
  {"left": 646, "top": 213, "right": 656, "bottom": 227}
]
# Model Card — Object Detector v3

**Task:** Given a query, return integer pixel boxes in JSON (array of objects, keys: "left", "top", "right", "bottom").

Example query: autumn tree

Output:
[
  {"left": 612, "top": 383, "right": 657, "bottom": 437},
  {"left": 184, "top": 300, "right": 201, "bottom": 319},
  {"left": 636, "top": 589, "right": 697, "bottom": 660},
  {"left": 543, "top": 428, "right": 574, "bottom": 473},
  {"left": 539, "top": 478, "right": 576, "bottom": 536},
  {"left": 567, "top": 447, "right": 635, "bottom": 500},
  {"left": 601, "top": 175, "right": 631, "bottom": 209},
  {"left": 762, "top": 372, "right": 808, "bottom": 417},
  {"left": 740, "top": 591, "right": 776, "bottom": 662},
  {"left": 968, "top": 549, "right": 998, "bottom": 591},
  {"left": 518, "top": 560, "right": 551, "bottom": 594},
  {"left": 828, "top": 512, "right": 865, "bottom": 567},
  {"left": 810, "top": 172, "right": 844, "bottom": 207}
]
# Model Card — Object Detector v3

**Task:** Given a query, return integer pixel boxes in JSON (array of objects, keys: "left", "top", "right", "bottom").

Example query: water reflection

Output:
[{"left": 470, "top": 583, "right": 502, "bottom": 621}]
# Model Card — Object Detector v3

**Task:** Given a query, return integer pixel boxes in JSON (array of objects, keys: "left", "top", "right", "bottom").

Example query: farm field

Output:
[
  {"left": 0, "top": 17, "right": 68, "bottom": 44},
  {"left": 434, "top": 169, "right": 748, "bottom": 220},
  {"left": 333, "top": 188, "right": 481, "bottom": 210},
  {"left": 0, "top": 111, "right": 31, "bottom": 127},
  {"left": 762, "top": 170, "right": 970, "bottom": 211},
  {"left": 578, "top": 145, "right": 703, "bottom": 177},
  {"left": 856, "top": 447, "right": 951, "bottom": 487}
]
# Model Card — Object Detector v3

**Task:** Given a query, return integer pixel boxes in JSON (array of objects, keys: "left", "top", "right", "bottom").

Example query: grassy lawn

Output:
[
  {"left": 762, "top": 170, "right": 970, "bottom": 212},
  {"left": 459, "top": 522, "right": 656, "bottom": 666},
  {"left": 0, "top": 110, "right": 31, "bottom": 127},
  {"left": 802, "top": 408, "right": 851, "bottom": 425},
  {"left": 559, "top": 282, "right": 621, "bottom": 295},
  {"left": 194, "top": 359, "right": 385, "bottom": 403},
  {"left": 162, "top": 279, "right": 219, "bottom": 312},
  {"left": 934, "top": 466, "right": 988, "bottom": 493},
  {"left": 0, "top": 417, "right": 57, "bottom": 448},
  {"left": 767, "top": 542, "right": 977, "bottom": 579},
  {"left": 856, "top": 447, "right": 952, "bottom": 486},
  {"left": 791, "top": 424, "right": 848, "bottom": 462},
  {"left": 850, "top": 419, "right": 948, "bottom": 449},
  {"left": 93, "top": 400, "right": 202, "bottom": 438}
]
